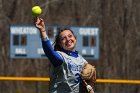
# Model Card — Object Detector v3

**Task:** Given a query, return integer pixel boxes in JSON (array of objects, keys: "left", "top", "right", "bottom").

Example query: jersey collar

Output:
[{"left": 62, "top": 49, "right": 79, "bottom": 58}]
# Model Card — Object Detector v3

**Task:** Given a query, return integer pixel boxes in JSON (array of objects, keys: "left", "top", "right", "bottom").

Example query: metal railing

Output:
[{"left": 0, "top": 76, "right": 139, "bottom": 84}]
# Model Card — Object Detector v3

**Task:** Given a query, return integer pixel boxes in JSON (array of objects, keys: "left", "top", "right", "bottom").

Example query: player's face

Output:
[{"left": 59, "top": 30, "right": 77, "bottom": 51}]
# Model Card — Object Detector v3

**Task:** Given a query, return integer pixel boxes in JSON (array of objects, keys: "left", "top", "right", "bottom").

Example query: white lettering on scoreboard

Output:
[
  {"left": 82, "top": 49, "right": 87, "bottom": 54},
  {"left": 82, "top": 49, "right": 95, "bottom": 55},
  {"left": 91, "top": 49, "right": 95, "bottom": 55},
  {"left": 15, "top": 48, "right": 26, "bottom": 54},
  {"left": 37, "top": 48, "right": 45, "bottom": 54},
  {"left": 79, "top": 28, "right": 98, "bottom": 35},
  {"left": 11, "top": 27, "right": 37, "bottom": 35}
]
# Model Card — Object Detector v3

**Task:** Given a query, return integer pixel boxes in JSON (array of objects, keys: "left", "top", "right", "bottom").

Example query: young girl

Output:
[{"left": 34, "top": 17, "right": 94, "bottom": 93}]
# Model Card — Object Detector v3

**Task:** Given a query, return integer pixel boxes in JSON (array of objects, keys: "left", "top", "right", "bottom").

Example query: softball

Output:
[{"left": 32, "top": 6, "right": 42, "bottom": 16}]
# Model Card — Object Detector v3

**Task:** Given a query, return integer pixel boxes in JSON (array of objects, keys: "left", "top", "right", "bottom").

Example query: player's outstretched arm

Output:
[
  {"left": 34, "top": 17, "right": 47, "bottom": 39},
  {"left": 34, "top": 17, "right": 64, "bottom": 67}
]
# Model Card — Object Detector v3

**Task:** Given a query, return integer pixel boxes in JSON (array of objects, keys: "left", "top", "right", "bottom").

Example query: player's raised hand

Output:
[{"left": 34, "top": 17, "right": 45, "bottom": 32}]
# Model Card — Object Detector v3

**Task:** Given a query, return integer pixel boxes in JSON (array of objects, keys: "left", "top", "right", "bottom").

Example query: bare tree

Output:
[{"left": 0, "top": 0, "right": 139, "bottom": 93}]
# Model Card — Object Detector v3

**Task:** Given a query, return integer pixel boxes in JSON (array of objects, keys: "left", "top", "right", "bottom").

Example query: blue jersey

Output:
[
  {"left": 41, "top": 38, "right": 88, "bottom": 93},
  {"left": 49, "top": 51, "right": 87, "bottom": 93}
]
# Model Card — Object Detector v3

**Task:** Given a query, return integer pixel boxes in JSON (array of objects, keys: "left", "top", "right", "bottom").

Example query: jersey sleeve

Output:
[
  {"left": 41, "top": 38, "right": 63, "bottom": 67},
  {"left": 79, "top": 55, "right": 88, "bottom": 64},
  {"left": 83, "top": 58, "right": 88, "bottom": 64}
]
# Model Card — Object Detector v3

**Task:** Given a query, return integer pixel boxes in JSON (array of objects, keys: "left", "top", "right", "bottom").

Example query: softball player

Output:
[{"left": 34, "top": 17, "right": 94, "bottom": 93}]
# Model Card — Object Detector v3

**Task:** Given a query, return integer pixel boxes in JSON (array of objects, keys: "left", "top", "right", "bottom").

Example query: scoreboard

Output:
[{"left": 10, "top": 25, "right": 100, "bottom": 60}]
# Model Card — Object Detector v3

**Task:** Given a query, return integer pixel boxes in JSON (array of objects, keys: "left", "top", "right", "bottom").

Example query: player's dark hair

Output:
[{"left": 53, "top": 27, "right": 76, "bottom": 51}]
